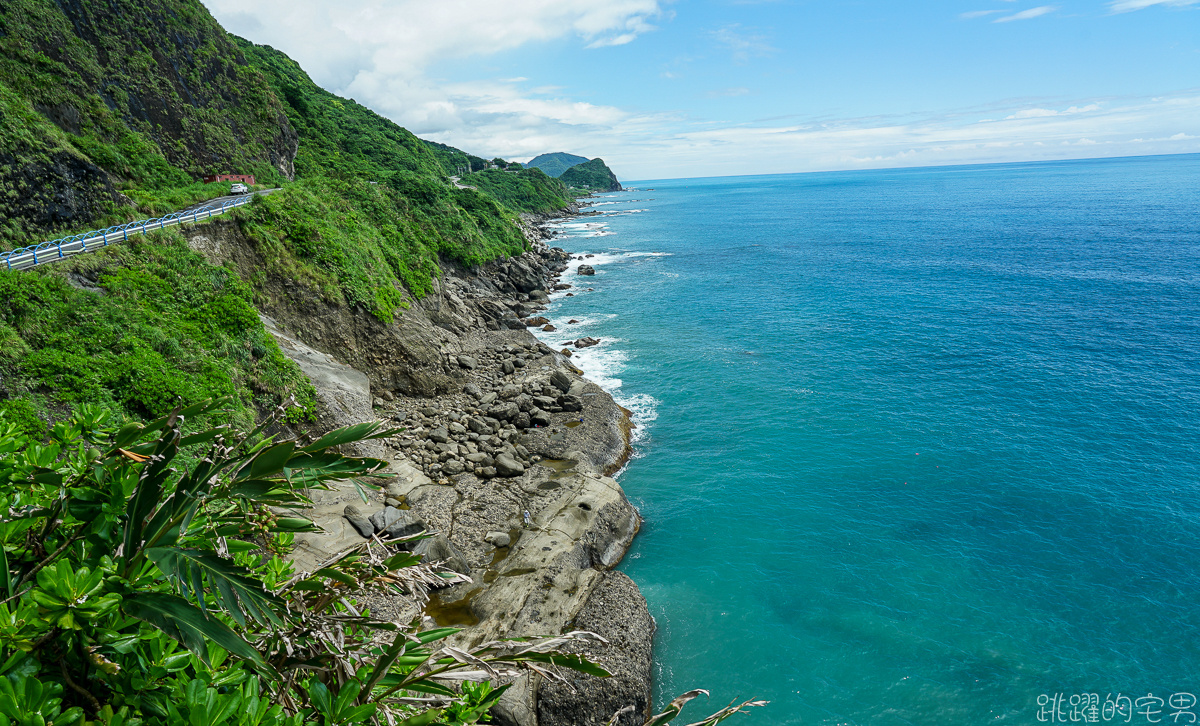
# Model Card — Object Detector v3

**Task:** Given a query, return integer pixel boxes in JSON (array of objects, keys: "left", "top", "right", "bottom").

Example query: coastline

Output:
[{"left": 183, "top": 203, "right": 655, "bottom": 726}]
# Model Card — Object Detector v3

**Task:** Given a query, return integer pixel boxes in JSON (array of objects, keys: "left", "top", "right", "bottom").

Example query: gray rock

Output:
[
  {"left": 512, "top": 358, "right": 526, "bottom": 368},
  {"left": 429, "top": 427, "right": 450, "bottom": 444},
  {"left": 448, "top": 421, "right": 467, "bottom": 435},
  {"left": 420, "top": 406, "right": 438, "bottom": 417},
  {"left": 574, "top": 337, "right": 600, "bottom": 349},
  {"left": 479, "top": 392, "right": 498, "bottom": 405},
  {"left": 457, "top": 355, "right": 478, "bottom": 370},
  {"left": 528, "top": 289, "right": 549, "bottom": 302},
  {"left": 372, "top": 396, "right": 385, "bottom": 408},
  {"left": 464, "top": 452, "right": 489, "bottom": 464},
  {"left": 489, "top": 401, "right": 519, "bottom": 421},
  {"left": 501, "top": 360, "right": 515, "bottom": 375},
  {"left": 494, "top": 454, "right": 525, "bottom": 477},
  {"left": 467, "top": 417, "right": 492, "bottom": 435},
  {"left": 479, "top": 466, "right": 497, "bottom": 478},
  {"left": 442, "top": 460, "right": 465, "bottom": 475},
  {"left": 578, "top": 264, "right": 596, "bottom": 276},
  {"left": 369, "top": 506, "right": 427, "bottom": 540},
  {"left": 499, "top": 384, "right": 521, "bottom": 400},
  {"left": 531, "top": 409, "right": 552, "bottom": 427},
  {"left": 463, "top": 383, "right": 483, "bottom": 399},
  {"left": 343, "top": 505, "right": 375, "bottom": 539},
  {"left": 513, "top": 412, "right": 531, "bottom": 430},
  {"left": 533, "top": 395, "right": 557, "bottom": 409},
  {"left": 550, "top": 371, "right": 572, "bottom": 394},
  {"left": 413, "top": 533, "right": 471, "bottom": 576},
  {"left": 484, "top": 531, "right": 512, "bottom": 548},
  {"left": 558, "top": 395, "right": 584, "bottom": 413}
]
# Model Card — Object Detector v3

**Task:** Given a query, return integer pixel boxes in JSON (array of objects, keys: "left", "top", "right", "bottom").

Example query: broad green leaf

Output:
[
  {"left": 297, "top": 422, "right": 397, "bottom": 454},
  {"left": 517, "top": 652, "right": 612, "bottom": 678},
  {"left": 124, "top": 593, "right": 266, "bottom": 669},
  {"left": 146, "top": 547, "right": 286, "bottom": 628},
  {"left": 394, "top": 708, "right": 444, "bottom": 726},
  {"left": 247, "top": 442, "right": 295, "bottom": 479}
]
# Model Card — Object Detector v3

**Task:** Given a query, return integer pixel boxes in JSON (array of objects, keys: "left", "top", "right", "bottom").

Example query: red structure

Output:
[{"left": 203, "top": 174, "right": 255, "bottom": 185}]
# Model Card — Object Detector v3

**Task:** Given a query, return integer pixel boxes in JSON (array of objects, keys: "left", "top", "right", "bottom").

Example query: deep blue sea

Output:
[{"left": 534, "top": 154, "right": 1200, "bottom": 725}]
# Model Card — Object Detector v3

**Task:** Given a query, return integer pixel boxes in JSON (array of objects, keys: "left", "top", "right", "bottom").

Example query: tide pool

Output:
[{"left": 535, "top": 154, "right": 1200, "bottom": 725}]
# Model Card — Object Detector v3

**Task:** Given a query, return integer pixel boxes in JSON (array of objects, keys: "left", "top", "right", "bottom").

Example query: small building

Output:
[{"left": 203, "top": 174, "right": 255, "bottom": 185}]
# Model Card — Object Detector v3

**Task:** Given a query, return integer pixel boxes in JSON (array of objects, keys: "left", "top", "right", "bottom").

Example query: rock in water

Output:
[
  {"left": 578, "top": 265, "right": 596, "bottom": 276},
  {"left": 574, "top": 337, "right": 600, "bottom": 349},
  {"left": 494, "top": 454, "right": 525, "bottom": 477},
  {"left": 343, "top": 505, "right": 375, "bottom": 538},
  {"left": 542, "top": 324, "right": 556, "bottom": 332}
]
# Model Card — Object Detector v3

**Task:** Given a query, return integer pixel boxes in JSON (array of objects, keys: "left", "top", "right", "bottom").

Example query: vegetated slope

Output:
[
  {"left": 560, "top": 157, "right": 622, "bottom": 192},
  {"left": 524, "top": 151, "right": 589, "bottom": 178},
  {"left": 0, "top": 0, "right": 579, "bottom": 436},
  {"left": 0, "top": 0, "right": 297, "bottom": 242}
]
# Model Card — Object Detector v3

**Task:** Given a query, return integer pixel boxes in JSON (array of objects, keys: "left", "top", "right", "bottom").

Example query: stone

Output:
[
  {"left": 457, "top": 355, "right": 478, "bottom": 370},
  {"left": 484, "top": 531, "right": 512, "bottom": 548},
  {"left": 463, "top": 383, "right": 483, "bottom": 399},
  {"left": 559, "top": 395, "right": 584, "bottom": 413},
  {"left": 413, "top": 534, "right": 471, "bottom": 576},
  {"left": 419, "top": 406, "right": 438, "bottom": 417},
  {"left": 494, "top": 453, "right": 525, "bottom": 477},
  {"left": 567, "top": 319, "right": 579, "bottom": 324},
  {"left": 372, "top": 396, "right": 385, "bottom": 408},
  {"left": 533, "top": 395, "right": 557, "bottom": 409},
  {"left": 512, "top": 358, "right": 526, "bottom": 368},
  {"left": 578, "top": 264, "right": 595, "bottom": 276},
  {"left": 560, "top": 348, "right": 573, "bottom": 357},
  {"left": 542, "top": 324, "right": 556, "bottom": 332},
  {"left": 528, "top": 289, "right": 549, "bottom": 302},
  {"left": 574, "top": 337, "right": 600, "bottom": 349},
  {"left": 501, "top": 360, "right": 515, "bottom": 375},
  {"left": 513, "top": 412, "right": 531, "bottom": 429},
  {"left": 479, "top": 392, "right": 498, "bottom": 405},
  {"left": 467, "top": 417, "right": 492, "bottom": 435},
  {"left": 428, "top": 427, "right": 450, "bottom": 444},
  {"left": 531, "top": 409, "right": 552, "bottom": 427},
  {"left": 442, "top": 459, "right": 465, "bottom": 475},
  {"left": 489, "top": 401, "right": 519, "bottom": 421},
  {"left": 343, "top": 505, "right": 375, "bottom": 538},
  {"left": 385, "top": 497, "right": 403, "bottom": 508},
  {"left": 448, "top": 421, "right": 467, "bottom": 435},
  {"left": 480, "top": 466, "right": 497, "bottom": 479},
  {"left": 384, "top": 508, "right": 427, "bottom": 540},
  {"left": 499, "top": 384, "right": 521, "bottom": 400},
  {"left": 550, "top": 371, "right": 572, "bottom": 394}
]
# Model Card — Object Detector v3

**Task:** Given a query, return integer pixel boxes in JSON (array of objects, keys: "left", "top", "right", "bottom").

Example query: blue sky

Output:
[{"left": 206, "top": 0, "right": 1199, "bottom": 180}]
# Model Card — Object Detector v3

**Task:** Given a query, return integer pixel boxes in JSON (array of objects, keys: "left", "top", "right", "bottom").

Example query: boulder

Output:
[
  {"left": 524, "top": 316, "right": 550, "bottom": 327},
  {"left": 457, "top": 355, "right": 478, "bottom": 370},
  {"left": 550, "top": 371, "right": 572, "bottom": 394},
  {"left": 502, "top": 360, "right": 515, "bottom": 375},
  {"left": 560, "top": 348, "right": 573, "bottom": 357},
  {"left": 448, "top": 421, "right": 467, "bottom": 435},
  {"left": 479, "top": 392, "right": 498, "bottom": 406},
  {"left": 484, "top": 531, "right": 511, "bottom": 548},
  {"left": 369, "top": 506, "right": 427, "bottom": 540},
  {"left": 479, "top": 466, "right": 497, "bottom": 479},
  {"left": 428, "top": 427, "right": 450, "bottom": 444},
  {"left": 499, "top": 384, "right": 521, "bottom": 400},
  {"left": 574, "top": 337, "right": 600, "bottom": 349},
  {"left": 530, "top": 409, "right": 552, "bottom": 428},
  {"left": 343, "top": 505, "right": 375, "bottom": 539},
  {"left": 577, "top": 265, "right": 595, "bottom": 276},
  {"left": 413, "top": 534, "right": 471, "bottom": 576},
  {"left": 494, "top": 454, "right": 525, "bottom": 477},
  {"left": 489, "top": 401, "right": 519, "bottom": 421},
  {"left": 467, "top": 417, "right": 492, "bottom": 435},
  {"left": 443, "top": 460, "right": 465, "bottom": 475},
  {"left": 542, "top": 324, "right": 557, "bottom": 332},
  {"left": 528, "top": 289, "right": 549, "bottom": 302},
  {"left": 463, "top": 383, "right": 483, "bottom": 399}
]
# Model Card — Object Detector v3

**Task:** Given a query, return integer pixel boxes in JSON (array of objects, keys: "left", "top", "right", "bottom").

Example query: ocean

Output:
[{"left": 533, "top": 154, "right": 1200, "bottom": 725}]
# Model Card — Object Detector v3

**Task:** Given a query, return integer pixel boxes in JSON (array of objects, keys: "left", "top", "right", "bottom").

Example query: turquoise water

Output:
[{"left": 534, "top": 154, "right": 1200, "bottom": 725}]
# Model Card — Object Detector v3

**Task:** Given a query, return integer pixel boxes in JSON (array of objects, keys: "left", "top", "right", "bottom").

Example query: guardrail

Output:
[{"left": 1, "top": 194, "right": 256, "bottom": 272}]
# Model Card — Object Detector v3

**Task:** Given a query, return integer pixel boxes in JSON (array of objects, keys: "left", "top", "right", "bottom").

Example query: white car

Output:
[{"left": 230, "top": 183, "right": 249, "bottom": 194}]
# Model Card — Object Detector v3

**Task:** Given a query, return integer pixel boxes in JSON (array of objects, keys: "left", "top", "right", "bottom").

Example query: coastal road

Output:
[{"left": 1, "top": 188, "right": 279, "bottom": 272}]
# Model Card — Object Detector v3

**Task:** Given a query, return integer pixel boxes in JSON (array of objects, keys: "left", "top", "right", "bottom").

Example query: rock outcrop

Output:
[{"left": 185, "top": 215, "right": 652, "bottom": 726}]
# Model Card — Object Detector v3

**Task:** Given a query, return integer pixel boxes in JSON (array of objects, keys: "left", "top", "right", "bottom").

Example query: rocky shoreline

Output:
[{"left": 185, "top": 207, "right": 653, "bottom": 726}]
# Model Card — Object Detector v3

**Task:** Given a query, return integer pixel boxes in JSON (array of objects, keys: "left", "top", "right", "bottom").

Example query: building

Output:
[{"left": 203, "top": 174, "right": 255, "bottom": 185}]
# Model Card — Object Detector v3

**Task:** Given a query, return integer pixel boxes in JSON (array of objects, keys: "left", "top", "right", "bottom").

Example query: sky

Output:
[{"left": 202, "top": 0, "right": 1200, "bottom": 181}]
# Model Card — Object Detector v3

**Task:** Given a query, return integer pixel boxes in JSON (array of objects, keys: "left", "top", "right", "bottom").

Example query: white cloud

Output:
[
  {"left": 1005, "top": 103, "right": 1100, "bottom": 119},
  {"left": 1109, "top": 0, "right": 1199, "bottom": 12},
  {"left": 995, "top": 6, "right": 1058, "bottom": 22},
  {"left": 711, "top": 24, "right": 777, "bottom": 63},
  {"left": 960, "top": 9, "right": 1006, "bottom": 18}
]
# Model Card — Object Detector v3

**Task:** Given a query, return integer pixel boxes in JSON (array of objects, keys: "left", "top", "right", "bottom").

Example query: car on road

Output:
[{"left": 230, "top": 183, "right": 248, "bottom": 194}]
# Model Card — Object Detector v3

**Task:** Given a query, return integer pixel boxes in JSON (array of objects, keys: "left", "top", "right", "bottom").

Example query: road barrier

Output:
[{"left": 1, "top": 194, "right": 256, "bottom": 271}]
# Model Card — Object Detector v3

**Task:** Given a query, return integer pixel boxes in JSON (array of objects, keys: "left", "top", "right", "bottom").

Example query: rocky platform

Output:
[{"left": 186, "top": 214, "right": 653, "bottom": 726}]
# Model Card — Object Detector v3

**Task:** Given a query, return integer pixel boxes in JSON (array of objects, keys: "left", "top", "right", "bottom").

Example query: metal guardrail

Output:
[{"left": 1, "top": 194, "right": 256, "bottom": 272}]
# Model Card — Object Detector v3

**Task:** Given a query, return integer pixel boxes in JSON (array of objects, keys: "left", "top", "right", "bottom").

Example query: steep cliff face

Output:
[{"left": 559, "top": 157, "right": 623, "bottom": 192}]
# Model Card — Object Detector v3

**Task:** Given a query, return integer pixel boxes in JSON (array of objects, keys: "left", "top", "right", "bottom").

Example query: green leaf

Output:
[
  {"left": 124, "top": 592, "right": 267, "bottom": 669},
  {"left": 297, "top": 422, "right": 397, "bottom": 453},
  {"left": 247, "top": 442, "right": 295, "bottom": 478},
  {"left": 146, "top": 547, "right": 286, "bottom": 628},
  {"left": 393, "top": 708, "right": 444, "bottom": 726}
]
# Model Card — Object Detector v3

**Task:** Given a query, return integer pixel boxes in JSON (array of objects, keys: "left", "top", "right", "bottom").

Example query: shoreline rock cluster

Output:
[{"left": 186, "top": 210, "right": 652, "bottom": 726}]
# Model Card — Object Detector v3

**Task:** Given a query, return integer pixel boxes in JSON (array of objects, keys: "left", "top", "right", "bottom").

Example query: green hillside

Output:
[
  {"left": 524, "top": 151, "right": 589, "bottom": 178},
  {"left": 0, "top": 0, "right": 580, "bottom": 436},
  {"left": 560, "top": 157, "right": 623, "bottom": 192}
]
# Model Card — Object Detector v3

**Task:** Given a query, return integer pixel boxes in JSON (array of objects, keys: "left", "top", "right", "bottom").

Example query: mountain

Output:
[
  {"left": 524, "top": 152, "right": 589, "bottom": 178},
  {"left": 560, "top": 157, "right": 623, "bottom": 192}
]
